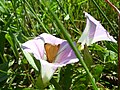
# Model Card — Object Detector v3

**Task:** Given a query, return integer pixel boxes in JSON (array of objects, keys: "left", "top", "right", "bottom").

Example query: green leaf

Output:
[
  {"left": 59, "top": 65, "right": 72, "bottom": 89},
  {"left": 0, "top": 1, "right": 8, "bottom": 13},
  {"left": 0, "top": 62, "right": 9, "bottom": 82},
  {"left": 92, "top": 64, "right": 104, "bottom": 81},
  {"left": 0, "top": 6, "right": 5, "bottom": 13},
  {"left": 35, "top": 74, "right": 44, "bottom": 89},
  {"left": 5, "top": 32, "right": 19, "bottom": 59},
  {"left": 50, "top": 78, "right": 62, "bottom": 90},
  {"left": 22, "top": 50, "right": 39, "bottom": 71},
  {"left": 83, "top": 44, "right": 93, "bottom": 68},
  {"left": 0, "top": 32, "right": 6, "bottom": 63},
  {"left": 0, "top": 32, "right": 5, "bottom": 55},
  {"left": 34, "top": 58, "right": 44, "bottom": 89},
  {"left": 16, "top": 36, "right": 39, "bottom": 74},
  {"left": 105, "top": 42, "right": 118, "bottom": 53}
]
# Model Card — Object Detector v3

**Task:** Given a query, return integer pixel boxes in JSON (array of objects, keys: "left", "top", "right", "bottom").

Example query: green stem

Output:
[{"left": 42, "top": 0, "right": 98, "bottom": 90}]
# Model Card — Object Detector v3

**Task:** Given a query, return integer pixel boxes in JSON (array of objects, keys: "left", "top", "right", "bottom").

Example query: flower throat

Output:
[{"left": 44, "top": 43, "right": 60, "bottom": 63}]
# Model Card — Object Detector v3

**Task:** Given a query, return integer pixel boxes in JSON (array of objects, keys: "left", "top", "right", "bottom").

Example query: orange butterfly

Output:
[{"left": 44, "top": 43, "right": 60, "bottom": 63}]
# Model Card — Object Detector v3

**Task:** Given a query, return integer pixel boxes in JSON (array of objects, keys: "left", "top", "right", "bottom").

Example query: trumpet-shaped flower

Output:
[
  {"left": 22, "top": 33, "right": 79, "bottom": 85},
  {"left": 78, "top": 12, "right": 117, "bottom": 48}
]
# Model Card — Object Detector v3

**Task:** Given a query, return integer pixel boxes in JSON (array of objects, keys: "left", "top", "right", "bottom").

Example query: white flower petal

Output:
[
  {"left": 78, "top": 12, "right": 117, "bottom": 48},
  {"left": 22, "top": 33, "right": 79, "bottom": 85}
]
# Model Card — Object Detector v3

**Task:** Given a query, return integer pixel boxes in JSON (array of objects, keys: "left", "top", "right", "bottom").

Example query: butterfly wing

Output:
[{"left": 44, "top": 43, "right": 60, "bottom": 63}]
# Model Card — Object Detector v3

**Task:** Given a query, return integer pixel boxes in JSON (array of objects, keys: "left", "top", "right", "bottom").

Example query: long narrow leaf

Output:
[{"left": 41, "top": 0, "right": 98, "bottom": 89}]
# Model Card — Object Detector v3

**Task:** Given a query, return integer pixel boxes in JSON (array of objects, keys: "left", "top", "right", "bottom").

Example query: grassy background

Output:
[{"left": 0, "top": 0, "right": 119, "bottom": 89}]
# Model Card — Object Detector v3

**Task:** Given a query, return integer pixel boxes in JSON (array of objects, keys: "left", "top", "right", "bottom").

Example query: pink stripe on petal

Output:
[
  {"left": 88, "top": 20, "right": 96, "bottom": 39},
  {"left": 55, "top": 41, "right": 78, "bottom": 64},
  {"left": 78, "top": 12, "right": 117, "bottom": 48},
  {"left": 22, "top": 33, "right": 79, "bottom": 85}
]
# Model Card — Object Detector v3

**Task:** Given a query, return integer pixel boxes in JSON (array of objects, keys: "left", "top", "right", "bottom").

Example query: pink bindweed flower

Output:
[
  {"left": 22, "top": 33, "right": 79, "bottom": 85},
  {"left": 78, "top": 12, "right": 117, "bottom": 48}
]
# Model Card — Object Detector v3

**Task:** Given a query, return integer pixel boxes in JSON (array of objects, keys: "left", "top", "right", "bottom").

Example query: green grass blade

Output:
[
  {"left": 55, "top": 0, "right": 80, "bottom": 34},
  {"left": 50, "top": 78, "right": 62, "bottom": 90},
  {"left": 91, "top": 0, "right": 117, "bottom": 34},
  {"left": 25, "top": 0, "right": 49, "bottom": 33},
  {"left": 5, "top": 32, "right": 19, "bottom": 60},
  {"left": 42, "top": 0, "right": 98, "bottom": 90}
]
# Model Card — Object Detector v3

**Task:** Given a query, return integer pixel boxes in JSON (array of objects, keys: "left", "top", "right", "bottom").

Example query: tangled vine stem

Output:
[
  {"left": 105, "top": 0, "right": 120, "bottom": 14},
  {"left": 105, "top": 0, "right": 120, "bottom": 89}
]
